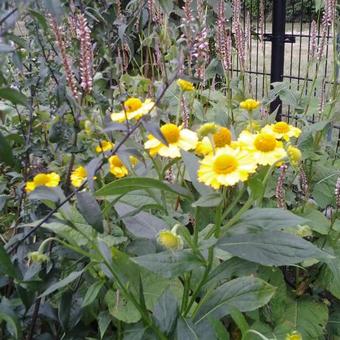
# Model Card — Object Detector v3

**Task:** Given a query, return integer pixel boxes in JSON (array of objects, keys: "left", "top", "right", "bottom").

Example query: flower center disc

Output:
[
  {"left": 213, "top": 127, "right": 232, "bottom": 147},
  {"left": 254, "top": 133, "right": 277, "bottom": 152},
  {"left": 213, "top": 155, "right": 238, "bottom": 174},
  {"left": 110, "top": 156, "right": 123, "bottom": 167},
  {"left": 273, "top": 122, "right": 289, "bottom": 134},
  {"left": 161, "top": 124, "right": 180, "bottom": 144},
  {"left": 124, "top": 98, "right": 142, "bottom": 113}
]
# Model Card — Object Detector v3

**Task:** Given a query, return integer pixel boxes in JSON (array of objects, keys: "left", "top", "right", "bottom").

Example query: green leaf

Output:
[
  {"left": 115, "top": 203, "right": 167, "bottom": 239},
  {"left": 82, "top": 281, "right": 104, "bottom": 307},
  {"left": 209, "top": 318, "right": 230, "bottom": 340},
  {"left": 181, "top": 151, "right": 213, "bottom": 195},
  {"left": 0, "top": 301, "right": 22, "bottom": 339},
  {"left": 192, "top": 192, "right": 223, "bottom": 208},
  {"left": 28, "top": 186, "right": 60, "bottom": 202},
  {"left": 39, "top": 270, "right": 84, "bottom": 297},
  {"left": 195, "top": 276, "right": 275, "bottom": 324},
  {"left": 0, "top": 132, "right": 15, "bottom": 167},
  {"left": 0, "top": 244, "right": 19, "bottom": 279},
  {"left": 123, "top": 322, "right": 147, "bottom": 339},
  {"left": 176, "top": 317, "right": 199, "bottom": 340},
  {"left": 133, "top": 250, "right": 204, "bottom": 279},
  {"left": 297, "top": 205, "right": 330, "bottom": 235},
  {"left": 0, "top": 88, "right": 27, "bottom": 106},
  {"left": 97, "top": 311, "right": 111, "bottom": 339},
  {"left": 0, "top": 43, "right": 15, "bottom": 53},
  {"left": 42, "top": 220, "right": 93, "bottom": 246},
  {"left": 76, "top": 191, "right": 104, "bottom": 233},
  {"left": 157, "top": 0, "right": 174, "bottom": 13},
  {"left": 231, "top": 208, "right": 307, "bottom": 231},
  {"left": 274, "top": 298, "right": 328, "bottom": 339},
  {"left": 153, "top": 289, "right": 178, "bottom": 334},
  {"left": 96, "top": 177, "right": 190, "bottom": 198},
  {"left": 317, "top": 242, "right": 340, "bottom": 299},
  {"left": 230, "top": 307, "right": 250, "bottom": 336},
  {"left": 105, "top": 289, "right": 141, "bottom": 323},
  {"left": 217, "top": 231, "right": 331, "bottom": 266},
  {"left": 29, "top": 9, "right": 49, "bottom": 31}
]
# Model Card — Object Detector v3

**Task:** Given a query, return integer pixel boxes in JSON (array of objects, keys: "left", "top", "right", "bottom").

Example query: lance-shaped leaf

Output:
[
  {"left": 217, "top": 231, "right": 331, "bottom": 266},
  {"left": 194, "top": 276, "right": 275, "bottom": 324}
]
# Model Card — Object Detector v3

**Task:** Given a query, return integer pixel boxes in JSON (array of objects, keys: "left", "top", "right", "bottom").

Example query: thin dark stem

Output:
[
  {"left": 0, "top": 7, "right": 18, "bottom": 26},
  {"left": 27, "top": 297, "right": 41, "bottom": 340}
]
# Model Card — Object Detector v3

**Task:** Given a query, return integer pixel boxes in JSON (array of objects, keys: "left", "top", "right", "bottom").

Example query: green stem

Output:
[
  {"left": 221, "top": 186, "right": 246, "bottom": 221},
  {"left": 180, "top": 272, "right": 192, "bottom": 314},
  {"left": 214, "top": 204, "right": 223, "bottom": 238},
  {"left": 183, "top": 248, "right": 214, "bottom": 317},
  {"left": 176, "top": 91, "right": 183, "bottom": 125},
  {"left": 221, "top": 196, "right": 255, "bottom": 233},
  {"left": 100, "top": 253, "right": 167, "bottom": 339}
]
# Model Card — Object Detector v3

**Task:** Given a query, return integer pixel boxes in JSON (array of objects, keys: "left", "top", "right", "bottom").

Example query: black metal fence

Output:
[{"left": 237, "top": 0, "right": 339, "bottom": 152}]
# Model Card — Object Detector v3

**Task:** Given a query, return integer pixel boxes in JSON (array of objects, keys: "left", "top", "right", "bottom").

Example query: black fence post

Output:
[{"left": 270, "top": 0, "right": 287, "bottom": 121}]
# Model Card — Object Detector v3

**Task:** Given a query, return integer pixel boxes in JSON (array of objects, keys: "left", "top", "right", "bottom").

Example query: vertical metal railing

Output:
[
  {"left": 269, "top": 0, "right": 287, "bottom": 120},
  {"left": 234, "top": 0, "right": 339, "bottom": 152}
]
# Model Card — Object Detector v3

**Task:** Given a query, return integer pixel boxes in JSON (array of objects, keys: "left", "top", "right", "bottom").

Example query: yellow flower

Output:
[
  {"left": 197, "top": 122, "right": 218, "bottom": 138},
  {"left": 195, "top": 136, "right": 213, "bottom": 156},
  {"left": 213, "top": 127, "right": 232, "bottom": 148},
  {"left": 144, "top": 123, "right": 198, "bottom": 158},
  {"left": 287, "top": 145, "right": 302, "bottom": 166},
  {"left": 108, "top": 155, "right": 137, "bottom": 178},
  {"left": 197, "top": 146, "right": 257, "bottom": 189},
  {"left": 177, "top": 79, "right": 195, "bottom": 92},
  {"left": 28, "top": 251, "right": 49, "bottom": 263},
  {"left": 262, "top": 122, "right": 301, "bottom": 141},
  {"left": 25, "top": 172, "right": 60, "bottom": 193},
  {"left": 157, "top": 228, "right": 183, "bottom": 250},
  {"left": 237, "top": 131, "right": 287, "bottom": 166},
  {"left": 195, "top": 127, "right": 232, "bottom": 156},
  {"left": 110, "top": 98, "right": 155, "bottom": 122},
  {"left": 285, "top": 331, "right": 302, "bottom": 340},
  {"left": 96, "top": 140, "right": 114, "bottom": 153},
  {"left": 71, "top": 166, "right": 87, "bottom": 187},
  {"left": 240, "top": 98, "right": 261, "bottom": 111}
]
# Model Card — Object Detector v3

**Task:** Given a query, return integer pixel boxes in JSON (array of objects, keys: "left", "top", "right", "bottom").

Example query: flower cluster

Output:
[
  {"left": 197, "top": 120, "right": 301, "bottom": 189},
  {"left": 25, "top": 95, "right": 302, "bottom": 194}
]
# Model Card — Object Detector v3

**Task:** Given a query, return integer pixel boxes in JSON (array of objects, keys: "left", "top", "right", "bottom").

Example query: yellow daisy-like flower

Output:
[
  {"left": 262, "top": 122, "right": 301, "bottom": 141},
  {"left": 237, "top": 131, "right": 287, "bottom": 166},
  {"left": 110, "top": 98, "right": 155, "bottom": 122},
  {"left": 195, "top": 127, "right": 232, "bottom": 156},
  {"left": 157, "top": 227, "right": 183, "bottom": 250},
  {"left": 96, "top": 140, "right": 114, "bottom": 153},
  {"left": 108, "top": 155, "right": 137, "bottom": 178},
  {"left": 285, "top": 331, "right": 302, "bottom": 340},
  {"left": 25, "top": 172, "right": 60, "bottom": 193},
  {"left": 287, "top": 145, "right": 302, "bottom": 166},
  {"left": 197, "top": 146, "right": 257, "bottom": 189},
  {"left": 213, "top": 127, "right": 232, "bottom": 148},
  {"left": 177, "top": 79, "right": 195, "bottom": 92},
  {"left": 196, "top": 136, "right": 213, "bottom": 156},
  {"left": 71, "top": 166, "right": 87, "bottom": 187},
  {"left": 144, "top": 123, "right": 198, "bottom": 158},
  {"left": 240, "top": 98, "right": 261, "bottom": 111}
]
